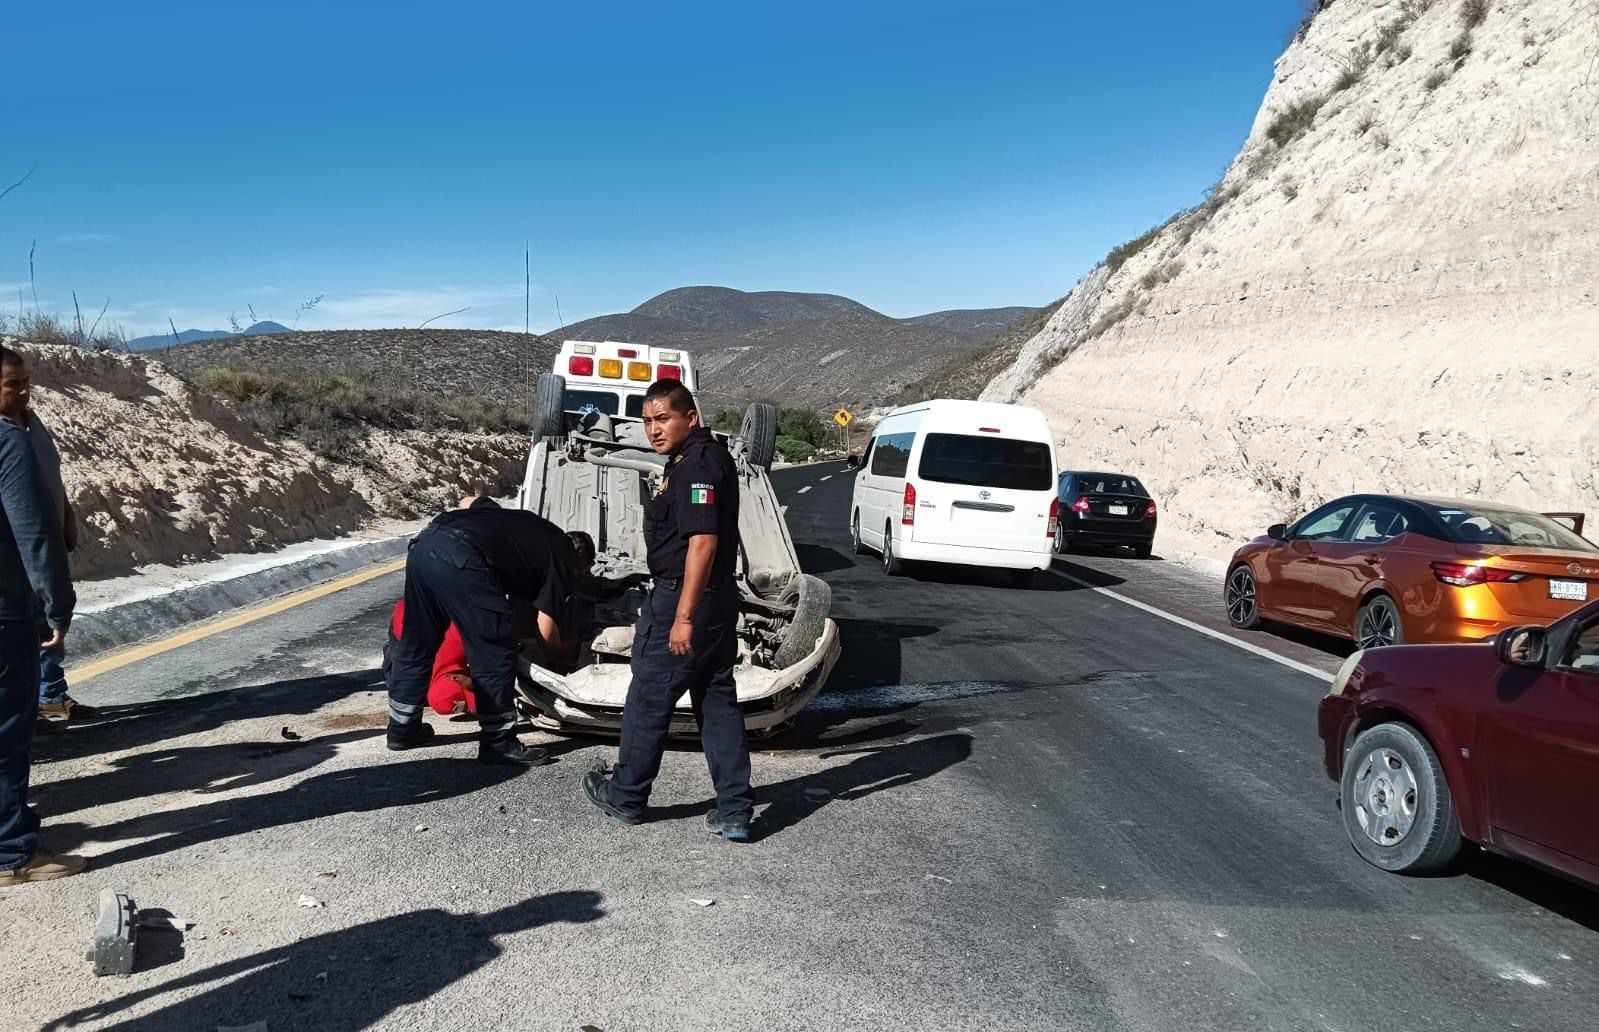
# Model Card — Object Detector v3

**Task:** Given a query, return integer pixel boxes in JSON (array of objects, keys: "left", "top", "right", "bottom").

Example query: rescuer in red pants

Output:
[{"left": 388, "top": 601, "right": 478, "bottom": 716}]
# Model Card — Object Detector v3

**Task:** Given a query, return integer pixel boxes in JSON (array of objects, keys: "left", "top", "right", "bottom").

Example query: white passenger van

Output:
[{"left": 849, "top": 399, "right": 1059, "bottom": 581}]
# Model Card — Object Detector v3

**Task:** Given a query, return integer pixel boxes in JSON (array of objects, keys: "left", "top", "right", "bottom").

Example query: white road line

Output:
[
  {"left": 797, "top": 485, "right": 812, "bottom": 494},
  {"left": 819, "top": 475, "right": 833, "bottom": 481},
  {"left": 1048, "top": 569, "right": 1334, "bottom": 683}
]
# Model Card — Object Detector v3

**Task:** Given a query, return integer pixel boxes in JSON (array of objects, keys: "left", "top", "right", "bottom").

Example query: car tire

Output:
[
  {"left": 1356, "top": 595, "right": 1404, "bottom": 649},
  {"left": 532, "top": 373, "right": 566, "bottom": 440},
  {"left": 850, "top": 511, "right": 867, "bottom": 556},
  {"left": 1225, "top": 564, "right": 1262, "bottom": 629},
  {"left": 771, "top": 574, "right": 832, "bottom": 669},
  {"left": 882, "top": 523, "right": 904, "bottom": 576},
  {"left": 740, "top": 402, "right": 778, "bottom": 469},
  {"left": 1341, "top": 722, "right": 1463, "bottom": 874}
]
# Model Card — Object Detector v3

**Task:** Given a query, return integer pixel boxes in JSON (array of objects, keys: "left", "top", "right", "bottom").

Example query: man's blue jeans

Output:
[
  {"left": 38, "top": 640, "right": 67, "bottom": 704},
  {"left": 1, "top": 619, "right": 42, "bottom": 870}
]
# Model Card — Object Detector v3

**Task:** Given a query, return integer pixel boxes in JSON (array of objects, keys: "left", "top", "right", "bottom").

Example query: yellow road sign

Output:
[{"left": 833, "top": 408, "right": 853, "bottom": 428}]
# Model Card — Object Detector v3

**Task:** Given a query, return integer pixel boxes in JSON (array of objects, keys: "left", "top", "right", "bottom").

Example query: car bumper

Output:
[
  {"left": 1318, "top": 693, "right": 1356, "bottom": 782},
  {"left": 515, "top": 618, "right": 842, "bottom": 738},
  {"left": 896, "top": 539, "right": 1053, "bottom": 571}
]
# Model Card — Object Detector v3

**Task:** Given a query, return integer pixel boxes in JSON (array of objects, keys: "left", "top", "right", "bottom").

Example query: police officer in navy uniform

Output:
[
  {"left": 583, "top": 378, "right": 754, "bottom": 841},
  {"left": 386, "top": 496, "right": 580, "bottom": 766}
]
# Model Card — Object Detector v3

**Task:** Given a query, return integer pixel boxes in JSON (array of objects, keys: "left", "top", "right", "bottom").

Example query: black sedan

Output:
[{"left": 1056, "top": 471, "right": 1157, "bottom": 557}]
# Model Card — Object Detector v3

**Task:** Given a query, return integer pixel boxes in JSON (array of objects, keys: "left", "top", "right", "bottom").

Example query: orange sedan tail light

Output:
[{"left": 1431, "top": 561, "right": 1529, "bottom": 586}]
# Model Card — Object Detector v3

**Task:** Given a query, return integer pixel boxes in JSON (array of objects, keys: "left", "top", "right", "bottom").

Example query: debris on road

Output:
[
  {"left": 137, "top": 913, "right": 193, "bottom": 932},
  {"left": 87, "top": 890, "right": 139, "bottom": 977},
  {"left": 925, "top": 874, "right": 952, "bottom": 884},
  {"left": 280, "top": 726, "right": 302, "bottom": 741},
  {"left": 690, "top": 898, "right": 716, "bottom": 907},
  {"left": 804, "top": 787, "right": 831, "bottom": 800},
  {"left": 296, "top": 895, "right": 325, "bottom": 909},
  {"left": 414, "top": 824, "right": 429, "bottom": 833},
  {"left": 316, "top": 870, "right": 338, "bottom": 879}
]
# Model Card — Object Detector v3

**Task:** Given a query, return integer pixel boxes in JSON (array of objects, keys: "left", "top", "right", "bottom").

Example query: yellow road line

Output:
[{"left": 67, "top": 556, "right": 408, "bottom": 685}]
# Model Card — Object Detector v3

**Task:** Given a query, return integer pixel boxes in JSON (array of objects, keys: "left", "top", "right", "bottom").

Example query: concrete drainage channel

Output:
[{"left": 69, "top": 534, "right": 412, "bottom": 661}]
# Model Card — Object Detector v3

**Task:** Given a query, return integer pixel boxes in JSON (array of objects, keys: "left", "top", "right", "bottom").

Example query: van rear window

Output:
[
  {"left": 918, "top": 433, "right": 1053, "bottom": 491},
  {"left": 567, "top": 390, "right": 620, "bottom": 416}
]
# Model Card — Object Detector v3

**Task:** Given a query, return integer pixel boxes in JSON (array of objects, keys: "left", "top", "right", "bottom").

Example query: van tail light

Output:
[
  {"left": 1071, "top": 496, "right": 1091, "bottom": 515},
  {"left": 1048, "top": 497, "right": 1060, "bottom": 538},
  {"left": 568, "top": 356, "right": 594, "bottom": 376},
  {"left": 902, "top": 483, "right": 916, "bottom": 525},
  {"left": 656, "top": 363, "right": 681, "bottom": 380},
  {"left": 1431, "top": 561, "right": 1528, "bottom": 587},
  {"left": 1145, "top": 501, "right": 1158, "bottom": 518}
]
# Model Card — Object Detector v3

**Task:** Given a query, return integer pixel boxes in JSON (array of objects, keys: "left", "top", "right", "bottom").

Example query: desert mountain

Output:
[
  {"left": 551, "top": 286, "right": 1036, "bottom": 411},
  {"left": 973, "top": 0, "right": 1598, "bottom": 563},
  {"left": 128, "top": 320, "right": 290, "bottom": 351}
]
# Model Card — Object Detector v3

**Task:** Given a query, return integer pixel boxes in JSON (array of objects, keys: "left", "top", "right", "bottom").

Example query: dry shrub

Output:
[
  {"left": 1459, "top": 0, "right": 1488, "bottom": 30},
  {"left": 1266, "top": 93, "right": 1329, "bottom": 147},
  {"left": 1424, "top": 67, "right": 1450, "bottom": 90}
]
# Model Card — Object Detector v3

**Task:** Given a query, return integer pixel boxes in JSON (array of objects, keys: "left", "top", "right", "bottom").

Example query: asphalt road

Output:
[{"left": 7, "top": 461, "right": 1596, "bottom": 1032}]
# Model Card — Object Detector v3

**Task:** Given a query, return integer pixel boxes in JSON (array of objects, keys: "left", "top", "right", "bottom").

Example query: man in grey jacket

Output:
[{"left": 0, "top": 346, "right": 85, "bottom": 884}]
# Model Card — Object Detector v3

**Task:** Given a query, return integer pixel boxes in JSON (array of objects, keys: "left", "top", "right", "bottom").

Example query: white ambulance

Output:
[
  {"left": 848, "top": 399, "right": 1059, "bottom": 584},
  {"left": 535, "top": 340, "right": 698, "bottom": 432}
]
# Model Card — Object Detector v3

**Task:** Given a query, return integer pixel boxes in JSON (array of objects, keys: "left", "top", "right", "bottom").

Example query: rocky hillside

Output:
[
  {"left": 166, "top": 328, "right": 560, "bottom": 405},
  {"left": 9, "top": 342, "right": 526, "bottom": 580},
  {"left": 984, "top": 0, "right": 1599, "bottom": 562},
  {"left": 891, "top": 295, "right": 1071, "bottom": 404},
  {"left": 553, "top": 286, "right": 1036, "bottom": 411}
]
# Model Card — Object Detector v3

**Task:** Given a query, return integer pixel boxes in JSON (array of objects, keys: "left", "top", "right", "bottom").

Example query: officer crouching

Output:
[{"left": 583, "top": 379, "right": 754, "bottom": 841}]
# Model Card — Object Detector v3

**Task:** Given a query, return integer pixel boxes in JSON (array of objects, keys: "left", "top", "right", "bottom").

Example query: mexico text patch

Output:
[{"left": 690, "top": 483, "right": 716, "bottom": 504}]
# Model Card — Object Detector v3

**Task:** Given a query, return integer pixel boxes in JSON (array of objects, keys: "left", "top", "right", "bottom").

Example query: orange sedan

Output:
[{"left": 1225, "top": 494, "right": 1599, "bottom": 648}]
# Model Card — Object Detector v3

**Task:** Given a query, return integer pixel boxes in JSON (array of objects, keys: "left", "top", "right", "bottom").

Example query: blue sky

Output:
[{"left": 2, "top": 1, "right": 1298, "bottom": 337}]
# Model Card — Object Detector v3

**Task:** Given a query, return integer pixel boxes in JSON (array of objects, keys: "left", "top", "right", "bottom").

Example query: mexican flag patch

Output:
[{"left": 690, "top": 484, "right": 716, "bottom": 505}]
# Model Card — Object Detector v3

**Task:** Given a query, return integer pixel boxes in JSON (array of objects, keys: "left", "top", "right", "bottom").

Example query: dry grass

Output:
[
  {"left": 1266, "top": 93, "right": 1329, "bottom": 147},
  {"left": 4, "top": 311, "right": 128, "bottom": 352},
  {"left": 1459, "top": 0, "right": 1488, "bottom": 30},
  {"left": 1424, "top": 67, "right": 1450, "bottom": 90}
]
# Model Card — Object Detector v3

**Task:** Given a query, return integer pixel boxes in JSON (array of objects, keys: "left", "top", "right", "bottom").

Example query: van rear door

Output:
[{"left": 909, "top": 432, "right": 1055, "bottom": 553}]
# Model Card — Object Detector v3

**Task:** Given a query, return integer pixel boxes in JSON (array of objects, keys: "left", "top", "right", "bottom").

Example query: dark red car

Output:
[{"left": 1318, "top": 599, "right": 1599, "bottom": 886}]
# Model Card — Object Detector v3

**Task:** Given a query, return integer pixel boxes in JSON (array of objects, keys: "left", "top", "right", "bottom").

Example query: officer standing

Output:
[
  {"left": 583, "top": 378, "right": 754, "bottom": 841},
  {"left": 386, "top": 496, "right": 580, "bottom": 767}
]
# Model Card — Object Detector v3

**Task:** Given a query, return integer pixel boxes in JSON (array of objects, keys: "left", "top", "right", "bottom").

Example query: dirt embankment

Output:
[
  {"left": 985, "top": 0, "right": 1599, "bottom": 561},
  {"left": 9, "top": 342, "right": 526, "bottom": 580}
]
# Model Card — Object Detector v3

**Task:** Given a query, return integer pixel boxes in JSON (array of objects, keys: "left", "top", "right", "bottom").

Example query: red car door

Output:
[{"left": 1485, "top": 609, "right": 1599, "bottom": 879}]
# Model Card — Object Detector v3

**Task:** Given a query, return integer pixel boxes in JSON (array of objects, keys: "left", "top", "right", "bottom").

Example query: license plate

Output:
[
  {"left": 1108, "top": 504, "right": 1130, "bottom": 516},
  {"left": 1549, "top": 579, "right": 1589, "bottom": 601}
]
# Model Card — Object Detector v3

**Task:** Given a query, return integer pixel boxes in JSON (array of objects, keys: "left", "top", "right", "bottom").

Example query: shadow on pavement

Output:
[
  {"left": 794, "top": 541, "right": 858, "bottom": 574},
  {"left": 31, "top": 728, "right": 383, "bottom": 818},
  {"left": 1048, "top": 558, "right": 1128, "bottom": 589},
  {"left": 48, "top": 755, "right": 540, "bottom": 869},
  {"left": 41, "top": 891, "right": 606, "bottom": 1032},
  {"left": 32, "top": 668, "right": 384, "bottom": 765},
  {"left": 1462, "top": 850, "right": 1599, "bottom": 933},
  {"left": 653, "top": 733, "right": 974, "bottom": 841},
  {"left": 907, "top": 563, "right": 1073, "bottom": 591}
]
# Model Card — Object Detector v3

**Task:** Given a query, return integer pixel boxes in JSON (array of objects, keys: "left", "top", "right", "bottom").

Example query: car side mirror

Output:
[
  {"left": 1267, "top": 523, "right": 1289, "bottom": 541},
  {"left": 844, "top": 454, "right": 860, "bottom": 470},
  {"left": 1495, "top": 626, "right": 1547, "bottom": 668}
]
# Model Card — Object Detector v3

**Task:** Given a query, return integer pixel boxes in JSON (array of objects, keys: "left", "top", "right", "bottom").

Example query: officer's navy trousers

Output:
[
  {"left": 609, "top": 579, "right": 753, "bottom": 819},
  {"left": 385, "top": 526, "right": 520, "bottom": 746}
]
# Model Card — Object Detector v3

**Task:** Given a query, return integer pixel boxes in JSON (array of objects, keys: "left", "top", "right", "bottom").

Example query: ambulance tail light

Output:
[
  {"left": 617, "top": 348, "right": 638, "bottom": 358},
  {"left": 627, "top": 361, "right": 653, "bottom": 382},
  {"left": 657, "top": 364, "right": 682, "bottom": 380},
  {"left": 659, "top": 350, "right": 681, "bottom": 362},
  {"left": 902, "top": 483, "right": 917, "bottom": 526},
  {"left": 598, "top": 359, "right": 623, "bottom": 379},
  {"left": 568, "top": 356, "right": 594, "bottom": 376}
]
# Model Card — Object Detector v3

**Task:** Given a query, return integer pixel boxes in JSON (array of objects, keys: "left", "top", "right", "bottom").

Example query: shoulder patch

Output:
[{"left": 689, "top": 482, "right": 716, "bottom": 505}]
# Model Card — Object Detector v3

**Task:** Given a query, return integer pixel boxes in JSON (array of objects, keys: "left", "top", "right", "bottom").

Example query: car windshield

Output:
[
  {"left": 1429, "top": 504, "right": 1598, "bottom": 552},
  {"left": 1068, "top": 473, "right": 1146, "bottom": 497},
  {"left": 918, "top": 433, "right": 1053, "bottom": 491}
]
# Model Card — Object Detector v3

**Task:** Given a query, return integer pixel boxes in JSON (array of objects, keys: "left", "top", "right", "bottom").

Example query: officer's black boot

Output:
[
  {"left": 582, "top": 762, "right": 643, "bottom": 825},
  {"left": 478, "top": 738, "right": 553, "bottom": 768},
  {"left": 705, "top": 809, "right": 752, "bottom": 843},
  {"left": 386, "top": 719, "right": 436, "bottom": 751}
]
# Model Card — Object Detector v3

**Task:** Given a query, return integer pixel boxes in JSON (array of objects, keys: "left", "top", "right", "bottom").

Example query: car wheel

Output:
[
  {"left": 1356, "top": 595, "right": 1403, "bottom": 649},
  {"left": 531, "top": 372, "right": 566, "bottom": 440},
  {"left": 882, "top": 523, "right": 903, "bottom": 576},
  {"left": 771, "top": 574, "right": 833, "bottom": 669},
  {"left": 1225, "top": 564, "right": 1262, "bottom": 629},
  {"left": 1355, "top": 595, "right": 1407, "bottom": 643},
  {"left": 1341, "top": 722, "right": 1463, "bottom": 874},
  {"left": 851, "top": 512, "right": 867, "bottom": 556}
]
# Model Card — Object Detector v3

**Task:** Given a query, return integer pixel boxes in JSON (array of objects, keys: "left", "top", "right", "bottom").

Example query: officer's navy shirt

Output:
[
  {"left": 647, "top": 427, "right": 740, "bottom": 582},
  {"left": 430, "top": 502, "right": 575, "bottom": 617}
]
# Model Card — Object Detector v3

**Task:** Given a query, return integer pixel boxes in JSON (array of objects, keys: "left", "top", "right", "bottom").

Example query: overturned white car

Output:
[{"left": 512, "top": 374, "right": 840, "bottom": 737}]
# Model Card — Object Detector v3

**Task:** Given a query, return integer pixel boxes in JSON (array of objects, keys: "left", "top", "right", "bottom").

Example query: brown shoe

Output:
[
  {"left": 38, "top": 695, "right": 95, "bottom": 722},
  {"left": 0, "top": 851, "right": 88, "bottom": 885}
]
